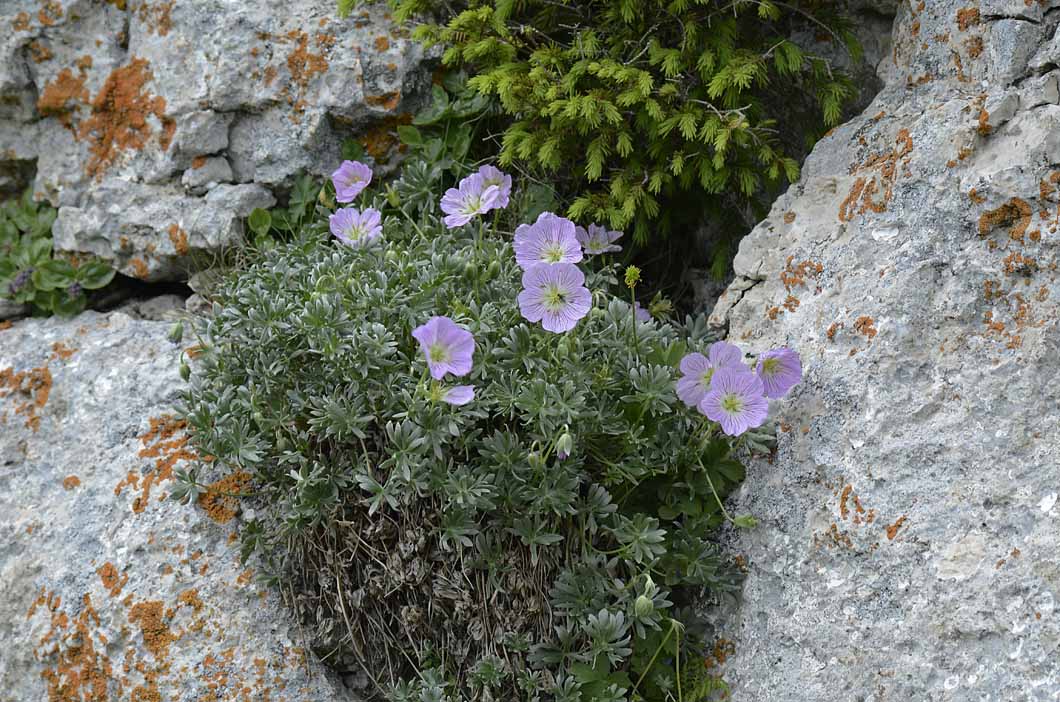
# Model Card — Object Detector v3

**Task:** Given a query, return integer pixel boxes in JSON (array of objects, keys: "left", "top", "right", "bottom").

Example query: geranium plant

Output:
[{"left": 179, "top": 159, "right": 801, "bottom": 701}]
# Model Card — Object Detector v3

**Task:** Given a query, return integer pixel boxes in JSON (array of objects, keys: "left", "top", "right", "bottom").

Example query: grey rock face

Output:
[
  {"left": 0, "top": 312, "right": 348, "bottom": 701},
  {"left": 1, "top": 0, "right": 428, "bottom": 281},
  {"left": 706, "top": 1, "right": 1060, "bottom": 699}
]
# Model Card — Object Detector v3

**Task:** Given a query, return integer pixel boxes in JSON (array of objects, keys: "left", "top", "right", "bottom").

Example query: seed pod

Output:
[{"left": 634, "top": 595, "right": 654, "bottom": 618}]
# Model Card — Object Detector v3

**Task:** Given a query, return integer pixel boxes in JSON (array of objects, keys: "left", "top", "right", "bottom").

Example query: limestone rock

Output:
[
  {"left": 52, "top": 181, "right": 274, "bottom": 281},
  {"left": 706, "top": 0, "right": 1060, "bottom": 698},
  {"left": 1, "top": 0, "right": 428, "bottom": 281},
  {"left": 0, "top": 312, "right": 348, "bottom": 701}
]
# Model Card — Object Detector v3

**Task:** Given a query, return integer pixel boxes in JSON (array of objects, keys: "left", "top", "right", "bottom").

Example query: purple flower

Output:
[
  {"left": 332, "top": 160, "right": 372, "bottom": 203},
  {"left": 440, "top": 173, "right": 500, "bottom": 228},
  {"left": 676, "top": 342, "right": 744, "bottom": 408},
  {"left": 575, "top": 223, "right": 623, "bottom": 255},
  {"left": 517, "top": 262, "right": 592, "bottom": 333},
  {"left": 329, "top": 207, "right": 383, "bottom": 248},
  {"left": 441, "top": 385, "right": 475, "bottom": 406},
  {"left": 633, "top": 301, "right": 651, "bottom": 323},
  {"left": 756, "top": 348, "right": 802, "bottom": 399},
  {"left": 513, "top": 212, "right": 583, "bottom": 269},
  {"left": 412, "top": 316, "right": 475, "bottom": 380},
  {"left": 477, "top": 164, "right": 512, "bottom": 209},
  {"left": 699, "top": 366, "right": 769, "bottom": 436}
]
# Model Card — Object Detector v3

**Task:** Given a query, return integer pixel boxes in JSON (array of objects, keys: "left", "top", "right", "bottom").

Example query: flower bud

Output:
[
  {"left": 168, "top": 320, "right": 184, "bottom": 344},
  {"left": 486, "top": 260, "right": 501, "bottom": 281},
  {"left": 556, "top": 431, "right": 573, "bottom": 461},
  {"left": 634, "top": 594, "right": 654, "bottom": 618},
  {"left": 384, "top": 250, "right": 400, "bottom": 266},
  {"left": 179, "top": 359, "right": 191, "bottom": 382},
  {"left": 386, "top": 187, "right": 401, "bottom": 208}
]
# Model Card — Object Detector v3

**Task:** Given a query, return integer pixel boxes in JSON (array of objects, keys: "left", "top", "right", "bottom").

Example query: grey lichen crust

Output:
[
  {"left": 707, "top": 0, "right": 1060, "bottom": 699},
  {"left": 0, "top": 0, "right": 428, "bottom": 281},
  {"left": 0, "top": 313, "right": 347, "bottom": 701}
]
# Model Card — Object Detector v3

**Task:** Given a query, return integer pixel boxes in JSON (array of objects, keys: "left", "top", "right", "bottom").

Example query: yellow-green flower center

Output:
[
  {"left": 762, "top": 357, "right": 781, "bottom": 376},
  {"left": 543, "top": 284, "right": 568, "bottom": 311},
  {"left": 542, "top": 244, "right": 565, "bottom": 262},
  {"left": 428, "top": 343, "right": 450, "bottom": 363},
  {"left": 720, "top": 393, "right": 744, "bottom": 414},
  {"left": 700, "top": 367, "right": 715, "bottom": 385}
]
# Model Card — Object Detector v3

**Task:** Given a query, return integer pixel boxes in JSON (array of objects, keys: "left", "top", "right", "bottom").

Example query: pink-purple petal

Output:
[{"left": 442, "top": 385, "right": 475, "bottom": 406}]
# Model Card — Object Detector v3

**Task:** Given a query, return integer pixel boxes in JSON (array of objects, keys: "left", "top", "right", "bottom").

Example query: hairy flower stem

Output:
[
  {"left": 474, "top": 218, "right": 485, "bottom": 300},
  {"left": 631, "top": 619, "right": 681, "bottom": 697},
  {"left": 630, "top": 287, "right": 639, "bottom": 355},
  {"left": 699, "top": 456, "right": 739, "bottom": 527}
]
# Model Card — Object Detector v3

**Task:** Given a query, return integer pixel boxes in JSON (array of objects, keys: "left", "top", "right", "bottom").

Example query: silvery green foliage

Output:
[{"left": 180, "top": 181, "right": 751, "bottom": 701}]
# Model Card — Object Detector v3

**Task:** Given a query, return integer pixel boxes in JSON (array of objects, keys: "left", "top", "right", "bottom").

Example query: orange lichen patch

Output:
[
  {"left": 782, "top": 295, "right": 800, "bottom": 312},
  {"left": 853, "top": 316, "right": 877, "bottom": 339},
  {"left": 62, "top": 475, "right": 81, "bottom": 490},
  {"left": 965, "top": 35, "right": 984, "bottom": 58},
  {"left": 97, "top": 562, "right": 129, "bottom": 597},
  {"left": 766, "top": 306, "right": 780, "bottom": 320},
  {"left": 50, "top": 341, "right": 77, "bottom": 361},
  {"left": 197, "top": 471, "right": 251, "bottom": 524},
  {"left": 703, "top": 638, "right": 735, "bottom": 669},
  {"left": 78, "top": 58, "right": 170, "bottom": 179},
  {"left": 1002, "top": 251, "right": 1037, "bottom": 276},
  {"left": 177, "top": 589, "right": 204, "bottom": 614},
  {"left": 13, "top": 11, "right": 32, "bottom": 30},
  {"left": 37, "top": 68, "right": 89, "bottom": 115},
  {"left": 130, "top": 257, "right": 150, "bottom": 279},
  {"left": 36, "top": 594, "right": 113, "bottom": 702},
  {"left": 839, "top": 484, "right": 853, "bottom": 520},
  {"left": 957, "top": 7, "right": 980, "bottom": 31},
  {"left": 780, "top": 257, "right": 823, "bottom": 291},
  {"left": 30, "top": 40, "right": 54, "bottom": 63},
  {"left": 359, "top": 113, "right": 413, "bottom": 161},
  {"left": 137, "top": 0, "right": 174, "bottom": 36},
  {"left": 76, "top": 55, "right": 93, "bottom": 72},
  {"left": 167, "top": 224, "right": 189, "bottom": 256},
  {"left": 0, "top": 320, "right": 12, "bottom": 332},
  {"left": 286, "top": 30, "right": 328, "bottom": 90},
  {"left": 263, "top": 65, "right": 278, "bottom": 86},
  {"left": 128, "top": 600, "right": 175, "bottom": 660},
  {"left": 968, "top": 188, "right": 986, "bottom": 205},
  {"left": 365, "top": 91, "right": 401, "bottom": 111},
  {"left": 191, "top": 155, "right": 207, "bottom": 169},
  {"left": 38, "top": 0, "right": 63, "bottom": 26},
  {"left": 978, "top": 198, "right": 1033, "bottom": 241},
  {"left": 0, "top": 365, "right": 53, "bottom": 431},
  {"left": 977, "top": 108, "right": 992, "bottom": 136},
  {"left": 374, "top": 35, "right": 390, "bottom": 52},
  {"left": 826, "top": 322, "right": 842, "bottom": 341},
  {"left": 885, "top": 515, "right": 907, "bottom": 540},
  {"left": 838, "top": 129, "right": 914, "bottom": 222},
  {"left": 116, "top": 415, "right": 200, "bottom": 513}
]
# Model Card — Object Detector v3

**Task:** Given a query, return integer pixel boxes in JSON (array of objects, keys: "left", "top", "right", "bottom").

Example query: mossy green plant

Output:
[{"left": 0, "top": 189, "right": 115, "bottom": 316}]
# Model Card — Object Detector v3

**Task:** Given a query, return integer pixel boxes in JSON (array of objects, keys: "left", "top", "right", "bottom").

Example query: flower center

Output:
[
  {"left": 542, "top": 243, "right": 566, "bottom": 262},
  {"left": 720, "top": 393, "right": 744, "bottom": 415},
  {"left": 461, "top": 196, "right": 482, "bottom": 215},
  {"left": 762, "top": 357, "right": 781, "bottom": 376},
  {"left": 543, "top": 284, "right": 568, "bottom": 311},
  {"left": 428, "top": 343, "right": 450, "bottom": 364},
  {"left": 700, "top": 367, "right": 715, "bottom": 385}
]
